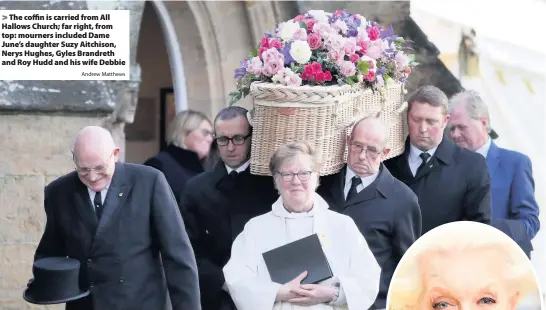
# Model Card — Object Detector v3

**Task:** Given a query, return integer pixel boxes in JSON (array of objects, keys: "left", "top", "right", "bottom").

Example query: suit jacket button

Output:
[
  {"left": 119, "top": 277, "right": 124, "bottom": 283},
  {"left": 87, "top": 258, "right": 92, "bottom": 263},
  {"left": 90, "top": 282, "right": 95, "bottom": 287}
]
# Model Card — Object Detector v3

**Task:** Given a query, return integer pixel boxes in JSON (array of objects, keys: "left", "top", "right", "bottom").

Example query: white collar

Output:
[
  {"left": 476, "top": 137, "right": 492, "bottom": 158},
  {"left": 345, "top": 166, "right": 379, "bottom": 185},
  {"left": 409, "top": 143, "right": 438, "bottom": 163},
  {"left": 87, "top": 179, "right": 112, "bottom": 195},
  {"left": 225, "top": 160, "right": 250, "bottom": 174}
]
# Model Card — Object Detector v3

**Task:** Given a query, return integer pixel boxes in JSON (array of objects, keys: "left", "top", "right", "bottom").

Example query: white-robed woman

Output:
[{"left": 223, "top": 141, "right": 381, "bottom": 309}]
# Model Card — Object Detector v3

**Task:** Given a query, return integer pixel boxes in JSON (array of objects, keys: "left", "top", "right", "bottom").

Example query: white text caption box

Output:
[{"left": 0, "top": 10, "right": 130, "bottom": 80}]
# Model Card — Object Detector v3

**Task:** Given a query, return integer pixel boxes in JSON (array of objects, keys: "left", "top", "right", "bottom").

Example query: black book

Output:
[{"left": 262, "top": 233, "right": 333, "bottom": 285}]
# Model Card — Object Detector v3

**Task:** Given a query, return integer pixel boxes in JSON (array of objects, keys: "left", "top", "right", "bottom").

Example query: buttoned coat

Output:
[{"left": 34, "top": 163, "right": 200, "bottom": 310}]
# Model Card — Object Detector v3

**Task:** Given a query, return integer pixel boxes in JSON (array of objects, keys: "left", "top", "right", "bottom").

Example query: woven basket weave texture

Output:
[{"left": 248, "top": 82, "right": 407, "bottom": 176}]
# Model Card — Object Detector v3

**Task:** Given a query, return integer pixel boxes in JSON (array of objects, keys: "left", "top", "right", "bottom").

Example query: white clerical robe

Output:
[{"left": 223, "top": 193, "right": 381, "bottom": 310}]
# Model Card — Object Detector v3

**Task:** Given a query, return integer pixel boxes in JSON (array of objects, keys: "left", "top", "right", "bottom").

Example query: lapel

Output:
[
  {"left": 414, "top": 136, "right": 454, "bottom": 181},
  {"left": 73, "top": 177, "right": 99, "bottom": 234},
  {"left": 486, "top": 141, "right": 501, "bottom": 179},
  {"left": 394, "top": 138, "right": 415, "bottom": 183},
  {"left": 328, "top": 166, "right": 347, "bottom": 210},
  {"left": 93, "top": 163, "right": 130, "bottom": 241}
]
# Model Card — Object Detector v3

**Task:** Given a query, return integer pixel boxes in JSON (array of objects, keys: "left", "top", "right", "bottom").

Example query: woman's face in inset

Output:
[{"left": 419, "top": 248, "right": 518, "bottom": 310}]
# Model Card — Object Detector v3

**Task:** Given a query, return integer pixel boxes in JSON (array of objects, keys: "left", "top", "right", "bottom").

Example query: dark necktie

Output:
[
  {"left": 415, "top": 152, "right": 431, "bottom": 176},
  {"left": 229, "top": 170, "right": 238, "bottom": 178},
  {"left": 94, "top": 191, "right": 103, "bottom": 220},
  {"left": 345, "top": 176, "right": 362, "bottom": 202}
]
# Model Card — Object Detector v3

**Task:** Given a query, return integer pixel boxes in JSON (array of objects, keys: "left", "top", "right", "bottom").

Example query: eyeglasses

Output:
[
  {"left": 74, "top": 152, "right": 113, "bottom": 176},
  {"left": 276, "top": 171, "right": 313, "bottom": 182},
  {"left": 215, "top": 134, "right": 251, "bottom": 146},
  {"left": 349, "top": 143, "right": 383, "bottom": 160}
]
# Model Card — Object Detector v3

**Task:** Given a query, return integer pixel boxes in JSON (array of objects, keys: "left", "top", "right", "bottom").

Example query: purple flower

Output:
[
  {"left": 234, "top": 67, "right": 246, "bottom": 79},
  {"left": 281, "top": 42, "right": 295, "bottom": 65},
  {"left": 377, "top": 67, "right": 387, "bottom": 75},
  {"left": 347, "top": 28, "right": 358, "bottom": 37}
]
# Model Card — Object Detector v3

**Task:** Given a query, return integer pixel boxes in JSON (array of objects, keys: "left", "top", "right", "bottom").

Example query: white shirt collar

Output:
[
  {"left": 476, "top": 137, "right": 492, "bottom": 158},
  {"left": 409, "top": 143, "right": 438, "bottom": 164},
  {"left": 225, "top": 160, "right": 250, "bottom": 174},
  {"left": 345, "top": 166, "right": 379, "bottom": 188},
  {"left": 87, "top": 179, "right": 112, "bottom": 195}
]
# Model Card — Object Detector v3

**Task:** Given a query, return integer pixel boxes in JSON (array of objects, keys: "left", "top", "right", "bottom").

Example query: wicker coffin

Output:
[{"left": 247, "top": 82, "right": 408, "bottom": 176}]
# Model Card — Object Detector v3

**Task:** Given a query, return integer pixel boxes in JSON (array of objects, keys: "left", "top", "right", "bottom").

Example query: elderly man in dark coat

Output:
[
  {"left": 179, "top": 106, "right": 279, "bottom": 310},
  {"left": 33, "top": 126, "right": 200, "bottom": 310},
  {"left": 318, "top": 116, "right": 421, "bottom": 310}
]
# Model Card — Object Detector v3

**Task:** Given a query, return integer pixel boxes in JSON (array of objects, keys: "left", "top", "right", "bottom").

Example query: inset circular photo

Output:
[{"left": 387, "top": 221, "right": 543, "bottom": 310}]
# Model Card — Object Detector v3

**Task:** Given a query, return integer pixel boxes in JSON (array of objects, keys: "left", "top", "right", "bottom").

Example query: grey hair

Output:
[
  {"left": 166, "top": 110, "right": 211, "bottom": 148},
  {"left": 449, "top": 90, "right": 492, "bottom": 133},
  {"left": 350, "top": 116, "right": 390, "bottom": 149},
  {"left": 407, "top": 85, "right": 449, "bottom": 115}
]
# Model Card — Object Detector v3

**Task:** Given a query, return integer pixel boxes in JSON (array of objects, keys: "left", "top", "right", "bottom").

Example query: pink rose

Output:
[
  {"left": 307, "top": 33, "right": 322, "bottom": 50},
  {"left": 367, "top": 27, "right": 380, "bottom": 41},
  {"left": 349, "top": 54, "right": 360, "bottom": 63},
  {"left": 305, "top": 19, "right": 316, "bottom": 32},
  {"left": 339, "top": 61, "right": 356, "bottom": 77}
]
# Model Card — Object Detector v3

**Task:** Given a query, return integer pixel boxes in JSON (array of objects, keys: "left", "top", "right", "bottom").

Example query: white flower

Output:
[
  {"left": 395, "top": 51, "right": 410, "bottom": 69},
  {"left": 308, "top": 10, "right": 330, "bottom": 22},
  {"left": 289, "top": 40, "right": 312, "bottom": 64},
  {"left": 279, "top": 21, "right": 301, "bottom": 42},
  {"left": 333, "top": 20, "right": 348, "bottom": 34}
]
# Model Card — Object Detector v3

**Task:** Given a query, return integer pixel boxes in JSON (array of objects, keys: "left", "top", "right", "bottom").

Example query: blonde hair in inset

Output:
[
  {"left": 166, "top": 110, "right": 211, "bottom": 148},
  {"left": 387, "top": 222, "right": 539, "bottom": 310}
]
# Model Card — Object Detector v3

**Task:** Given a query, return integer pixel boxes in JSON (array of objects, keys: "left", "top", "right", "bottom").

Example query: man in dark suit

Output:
[
  {"left": 318, "top": 117, "right": 421, "bottom": 310},
  {"left": 448, "top": 90, "right": 540, "bottom": 257},
  {"left": 384, "top": 85, "right": 492, "bottom": 235},
  {"left": 33, "top": 126, "right": 200, "bottom": 310},
  {"left": 179, "top": 106, "right": 279, "bottom": 310}
]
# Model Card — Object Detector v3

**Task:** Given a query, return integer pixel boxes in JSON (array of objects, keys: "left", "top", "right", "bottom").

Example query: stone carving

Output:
[
  {"left": 458, "top": 29, "right": 480, "bottom": 79},
  {"left": 102, "top": 64, "right": 142, "bottom": 161}
]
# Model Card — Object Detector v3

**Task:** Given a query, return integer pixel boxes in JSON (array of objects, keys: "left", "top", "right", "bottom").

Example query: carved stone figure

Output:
[
  {"left": 458, "top": 29, "right": 480, "bottom": 79},
  {"left": 102, "top": 64, "right": 142, "bottom": 161}
]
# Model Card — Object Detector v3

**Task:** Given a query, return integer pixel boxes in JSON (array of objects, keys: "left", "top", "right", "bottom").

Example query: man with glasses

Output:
[
  {"left": 318, "top": 116, "right": 421, "bottom": 310},
  {"left": 179, "top": 106, "right": 279, "bottom": 310},
  {"left": 32, "top": 126, "right": 200, "bottom": 310}
]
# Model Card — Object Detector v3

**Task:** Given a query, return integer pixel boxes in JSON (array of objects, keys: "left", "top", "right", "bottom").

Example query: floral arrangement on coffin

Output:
[{"left": 229, "top": 9, "right": 418, "bottom": 105}]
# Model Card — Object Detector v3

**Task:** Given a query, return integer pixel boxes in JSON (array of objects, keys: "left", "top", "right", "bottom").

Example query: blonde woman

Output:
[
  {"left": 223, "top": 141, "right": 381, "bottom": 309},
  {"left": 387, "top": 221, "right": 541, "bottom": 310},
  {"left": 144, "top": 109, "right": 213, "bottom": 201}
]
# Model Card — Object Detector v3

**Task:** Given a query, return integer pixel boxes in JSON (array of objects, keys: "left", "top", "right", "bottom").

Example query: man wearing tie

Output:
[
  {"left": 32, "top": 126, "right": 200, "bottom": 310},
  {"left": 179, "top": 106, "right": 279, "bottom": 310},
  {"left": 384, "top": 85, "right": 492, "bottom": 235},
  {"left": 318, "top": 116, "right": 421, "bottom": 310},
  {"left": 448, "top": 90, "right": 540, "bottom": 257}
]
